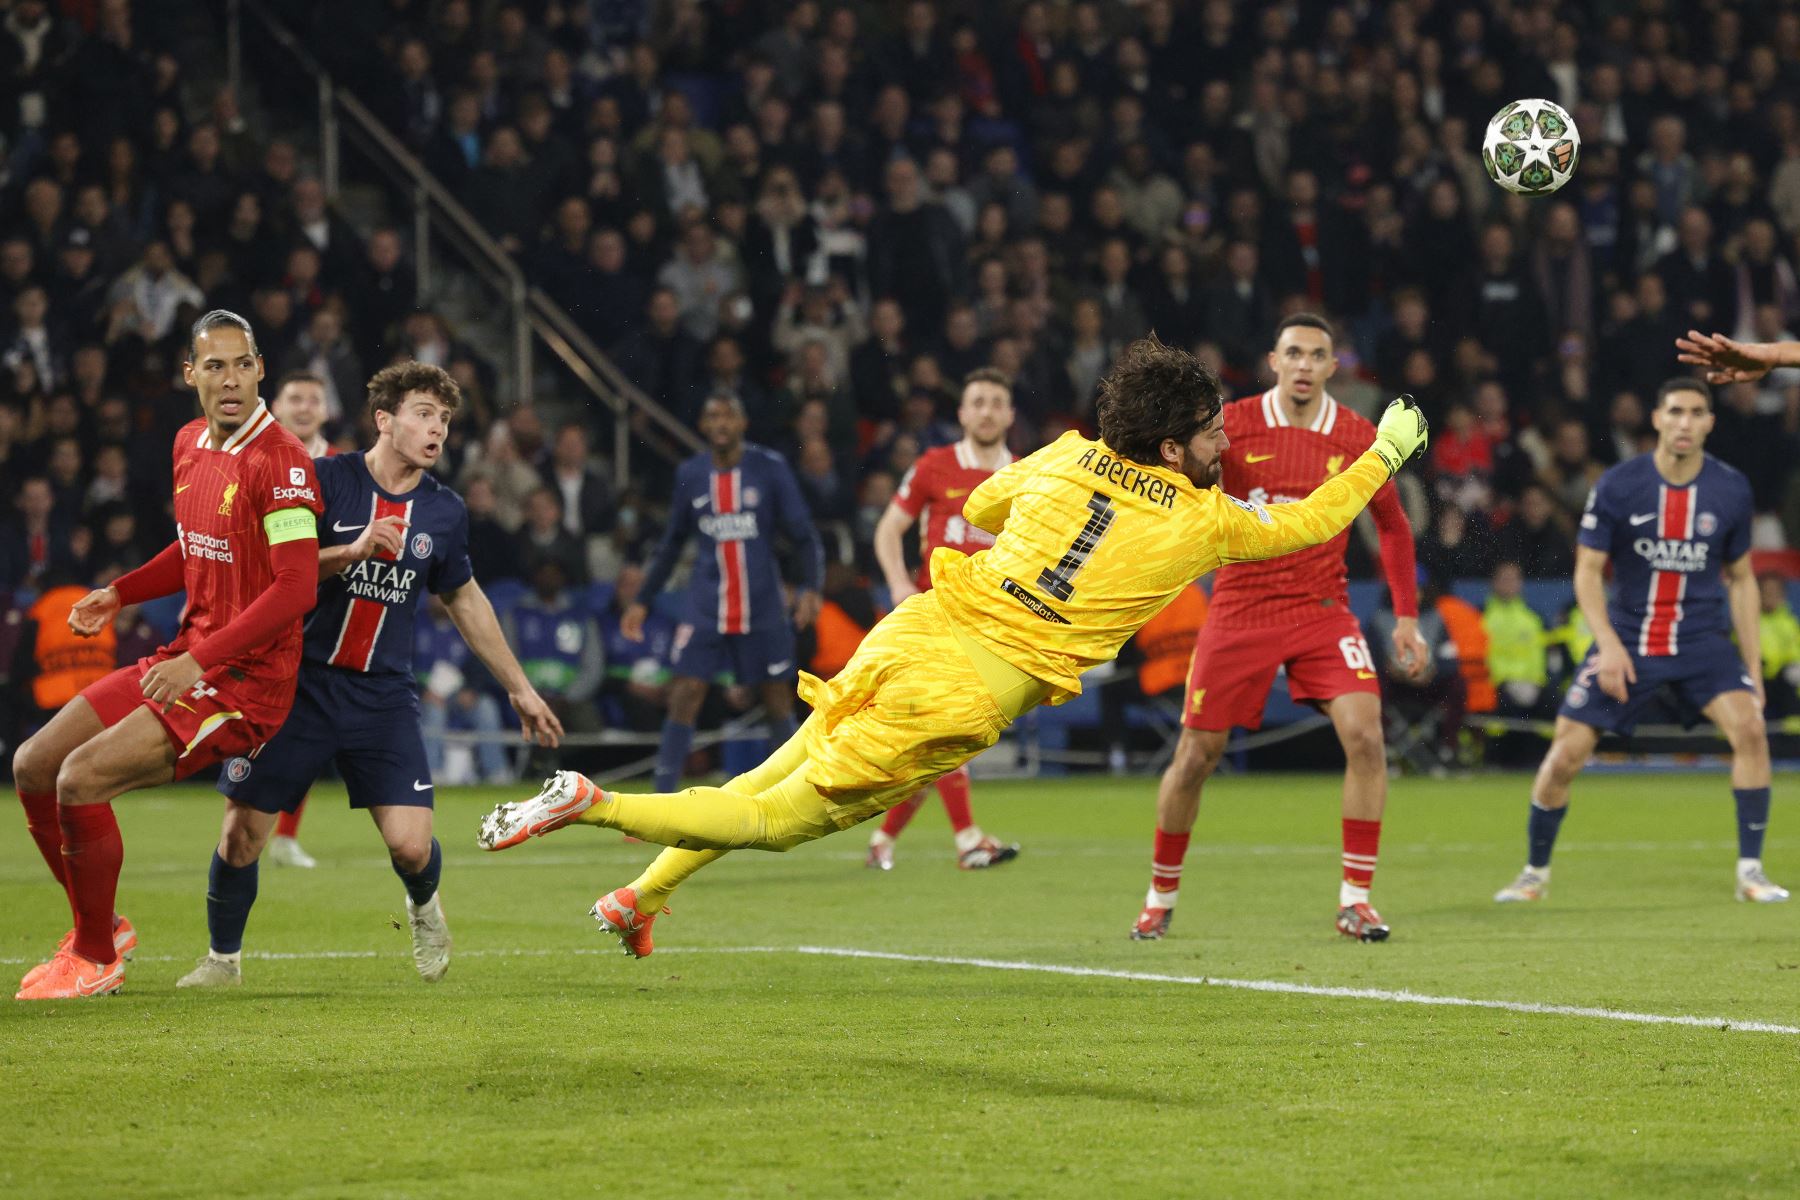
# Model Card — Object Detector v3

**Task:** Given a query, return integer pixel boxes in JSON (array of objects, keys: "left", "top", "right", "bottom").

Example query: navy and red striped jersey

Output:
[
  {"left": 1579, "top": 452, "right": 1752, "bottom": 657},
  {"left": 640, "top": 444, "right": 823, "bottom": 634},
  {"left": 302, "top": 452, "right": 472, "bottom": 687}
]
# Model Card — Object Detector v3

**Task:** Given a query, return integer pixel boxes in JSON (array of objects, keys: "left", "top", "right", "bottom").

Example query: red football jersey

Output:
[
  {"left": 893, "top": 439, "right": 1014, "bottom": 590},
  {"left": 1207, "top": 389, "right": 1414, "bottom": 629},
  {"left": 168, "top": 402, "right": 325, "bottom": 697}
]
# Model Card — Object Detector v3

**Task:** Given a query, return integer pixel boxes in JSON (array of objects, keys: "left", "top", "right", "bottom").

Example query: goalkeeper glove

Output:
[{"left": 1372, "top": 394, "right": 1429, "bottom": 475}]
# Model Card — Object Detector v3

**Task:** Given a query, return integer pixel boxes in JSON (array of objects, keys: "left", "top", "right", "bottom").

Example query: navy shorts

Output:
[
  {"left": 219, "top": 664, "right": 434, "bottom": 812},
  {"left": 669, "top": 621, "right": 797, "bottom": 685},
  {"left": 1559, "top": 634, "right": 1756, "bottom": 736}
]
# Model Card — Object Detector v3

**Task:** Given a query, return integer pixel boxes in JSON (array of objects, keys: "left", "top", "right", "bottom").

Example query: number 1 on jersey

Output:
[{"left": 1036, "top": 491, "right": 1116, "bottom": 601}]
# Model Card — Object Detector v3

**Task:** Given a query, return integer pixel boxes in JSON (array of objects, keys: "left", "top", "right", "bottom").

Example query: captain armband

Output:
[{"left": 263, "top": 506, "right": 318, "bottom": 545}]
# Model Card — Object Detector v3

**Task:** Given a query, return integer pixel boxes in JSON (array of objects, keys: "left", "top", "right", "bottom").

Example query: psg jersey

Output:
[
  {"left": 302, "top": 452, "right": 473, "bottom": 689},
  {"left": 1579, "top": 452, "right": 1752, "bottom": 657}
]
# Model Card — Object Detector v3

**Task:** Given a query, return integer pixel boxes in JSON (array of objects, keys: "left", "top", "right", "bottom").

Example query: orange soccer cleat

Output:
[
  {"left": 591, "top": 887, "right": 666, "bottom": 959},
  {"left": 18, "top": 916, "right": 137, "bottom": 992},
  {"left": 1129, "top": 904, "right": 1174, "bottom": 941},
  {"left": 15, "top": 949, "right": 124, "bottom": 1000},
  {"left": 478, "top": 771, "right": 604, "bottom": 850}
]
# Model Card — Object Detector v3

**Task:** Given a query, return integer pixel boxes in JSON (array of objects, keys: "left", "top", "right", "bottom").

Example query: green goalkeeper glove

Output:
[{"left": 1372, "top": 394, "right": 1429, "bottom": 475}]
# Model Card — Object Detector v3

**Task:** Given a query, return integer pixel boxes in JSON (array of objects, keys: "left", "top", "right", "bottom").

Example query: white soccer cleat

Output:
[
  {"left": 478, "top": 771, "right": 602, "bottom": 851},
  {"left": 1494, "top": 867, "right": 1548, "bottom": 903},
  {"left": 176, "top": 954, "right": 242, "bottom": 988},
  {"left": 407, "top": 894, "right": 452, "bottom": 982},
  {"left": 266, "top": 835, "right": 317, "bottom": 869},
  {"left": 1736, "top": 865, "right": 1790, "bottom": 903},
  {"left": 865, "top": 839, "right": 894, "bottom": 870}
]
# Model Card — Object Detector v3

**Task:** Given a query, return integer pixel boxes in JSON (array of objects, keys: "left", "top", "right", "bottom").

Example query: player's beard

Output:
[{"left": 1178, "top": 452, "right": 1222, "bottom": 489}]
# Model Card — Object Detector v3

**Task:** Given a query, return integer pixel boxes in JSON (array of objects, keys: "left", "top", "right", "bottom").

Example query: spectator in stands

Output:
[
  {"left": 1496, "top": 484, "right": 1577, "bottom": 581},
  {"left": 541, "top": 423, "right": 612, "bottom": 540},
  {"left": 504, "top": 554, "right": 604, "bottom": 759},
  {"left": 105, "top": 240, "right": 202, "bottom": 345},
  {"left": 611, "top": 286, "right": 705, "bottom": 426},
  {"left": 416, "top": 595, "right": 513, "bottom": 785},
  {"left": 519, "top": 485, "right": 588, "bottom": 586},
  {"left": 460, "top": 474, "right": 518, "bottom": 582},
  {"left": 657, "top": 221, "right": 741, "bottom": 342},
  {"left": 868, "top": 156, "right": 965, "bottom": 334},
  {"left": 596, "top": 562, "right": 673, "bottom": 731},
  {"left": 354, "top": 227, "right": 415, "bottom": 366},
  {"left": 279, "top": 306, "right": 363, "bottom": 425},
  {"left": 0, "top": 477, "right": 68, "bottom": 589},
  {"left": 1537, "top": 418, "right": 1607, "bottom": 520}
]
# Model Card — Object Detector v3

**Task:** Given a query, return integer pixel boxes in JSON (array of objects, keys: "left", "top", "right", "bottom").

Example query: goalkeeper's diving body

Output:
[{"left": 478, "top": 338, "right": 1429, "bottom": 956}]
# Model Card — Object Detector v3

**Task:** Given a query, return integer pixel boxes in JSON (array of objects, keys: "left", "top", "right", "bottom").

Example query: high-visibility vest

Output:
[
  {"left": 1761, "top": 605, "right": 1800, "bottom": 680},
  {"left": 810, "top": 599, "right": 870, "bottom": 679},
  {"left": 1134, "top": 582, "right": 1209, "bottom": 697},
  {"left": 30, "top": 585, "right": 116, "bottom": 709},
  {"left": 1483, "top": 596, "right": 1548, "bottom": 688},
  {"left": 1437, "top": 594, "right": 1496, "bottom": 713}
]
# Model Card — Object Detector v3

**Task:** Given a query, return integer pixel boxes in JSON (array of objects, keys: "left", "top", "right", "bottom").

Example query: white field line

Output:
[
  {"left": 0, "top": 839, "right": 1745, "bottom": 882},
  {"left": 0, "top": 942, "right": 1790, "bottom": 1036}
]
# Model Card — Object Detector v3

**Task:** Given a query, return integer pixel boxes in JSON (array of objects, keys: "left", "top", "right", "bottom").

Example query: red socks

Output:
[
  {"left": 1342, "top": 818, "right": 1381, "bottom": 890},
  {"left": 1150, "top": 828, "right": 1190, "bottom": 899},
  {"left": 879, "top": 792, "right": 927, "bottom": 837},
  {"left": 20, "top": 788, "right": 76, "bottom": 918},
  {"left": 274, "top": 797, "right": 305, "bottom": 839},
  {"left": 59, "top": 803, "right": 124, "bottom": 964},
  {"left": 935, "top": 768, "right": 973, "bottom": 832}
]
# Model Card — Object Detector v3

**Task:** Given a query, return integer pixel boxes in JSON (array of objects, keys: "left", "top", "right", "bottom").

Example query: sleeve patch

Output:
[
  {"left": 263, "top": 506, "right": 318, "bottom": 545},
  {"left": 1226, "top": 494, "right": 1274, "bottom": 524}
]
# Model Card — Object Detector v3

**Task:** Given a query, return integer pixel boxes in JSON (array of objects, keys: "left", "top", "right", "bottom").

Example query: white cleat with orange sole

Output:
[
  {"left": 1736, "top": 865, "right": 1790, "bottom": 903},
  {"left": 478, "top": 771, "right": 603, "bottom": 850}
]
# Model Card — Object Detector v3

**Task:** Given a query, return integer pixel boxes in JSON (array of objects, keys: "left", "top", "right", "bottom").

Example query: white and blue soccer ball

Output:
[{"left": 1482, "top": 98, "right": 1580, "bottom": 196}]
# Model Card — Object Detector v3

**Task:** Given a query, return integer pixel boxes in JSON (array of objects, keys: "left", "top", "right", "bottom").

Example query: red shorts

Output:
[
  {"left": 80, "top": 654, "right": 292, "bottom": 781},
  {"left": 1182, "top": 607, "right": 1380, "bottom": 731}
]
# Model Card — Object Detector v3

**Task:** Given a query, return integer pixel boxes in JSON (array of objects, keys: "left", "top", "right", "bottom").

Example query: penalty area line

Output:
[{"left": 790, "top": 946, "right": 1800, "bottom": 1036}]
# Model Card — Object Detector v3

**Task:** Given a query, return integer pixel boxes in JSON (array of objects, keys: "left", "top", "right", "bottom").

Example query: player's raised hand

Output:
[
  {"left": 140, "top": 651, "right": 204, "bottom": 709},
  {"left": 67, "top": 586, "right": 121, "bottom": 637},
  {"left": 1594, "top": 641, "right": 1636, "bottom": 704},
  {"left": 792, "top": 588, "right": 822, "bottom": 630},
  {"left": 1372, "top": 394, "right": 1429, "bottom": 474},
  {"left": 620, "top": 601, "right": 648, "bottom": 642},
  {"left": 348, "top": 515, "right": 409, "bottom": 561},
  {"left": 509, "top": 687, "right": 564, "bottom": 747},
  {"left": 1673, "top": 331, "right": 1784, "bottom": 384}
]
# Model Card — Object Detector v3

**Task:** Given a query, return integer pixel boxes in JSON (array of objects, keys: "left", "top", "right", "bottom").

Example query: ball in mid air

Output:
[{"left": 1482, "top": 98, "right": 1580, "bottom": 195}]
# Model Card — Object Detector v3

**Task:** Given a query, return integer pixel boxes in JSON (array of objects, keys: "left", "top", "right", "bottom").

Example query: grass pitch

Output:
[{"left": 2, "top": 771, "right": 1798, "bottom": 1198}]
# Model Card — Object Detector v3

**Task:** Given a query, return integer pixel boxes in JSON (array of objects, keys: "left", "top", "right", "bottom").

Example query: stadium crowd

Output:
[{"left": 9, "top": 0, "right": 1800, "bottom": 763}]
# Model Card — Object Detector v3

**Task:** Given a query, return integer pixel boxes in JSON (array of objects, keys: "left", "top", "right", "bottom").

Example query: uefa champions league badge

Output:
[
  {"left": 1697, "top": 512, "right": 1717, "bottom": 537},
  {"left": 411, "top": 531, "right": 434, "bottom": 559},
  {"left": 226, "top": 757, "right": 252, "bottom": 783}
]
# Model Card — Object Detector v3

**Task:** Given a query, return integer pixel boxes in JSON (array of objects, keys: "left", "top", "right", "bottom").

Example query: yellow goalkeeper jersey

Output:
[{"left": 931, "top": 431, "right": 1393, "bottom": 700}]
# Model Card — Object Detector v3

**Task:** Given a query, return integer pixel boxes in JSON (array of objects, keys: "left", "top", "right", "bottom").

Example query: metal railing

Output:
[{"left": 231, "top": 0, "right": 703, "bottom": 484}]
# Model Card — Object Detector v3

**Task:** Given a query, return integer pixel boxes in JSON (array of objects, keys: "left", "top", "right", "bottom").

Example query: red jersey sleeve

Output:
[
  {"left": 893, "top": 451, "right": 936, "bottom": 519},
  {"left": 248, "top": 433, "right": 326, "bottom": 519}
]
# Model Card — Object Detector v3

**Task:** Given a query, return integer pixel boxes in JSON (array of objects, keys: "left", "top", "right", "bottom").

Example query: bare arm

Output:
[
  {"left": 1674, "top": 331, "right": 1800, "bottom": 384},
  {"left": 319, "top": 516, "right": 409, "bottom": 579},
  {"left": 442, "top": 578, "right": 563, "bottom": 747},
  {"left": 1725, "top": 553, "right": 1765, "bottom": 707},
  {"left": 873, "top": 501, "right": 919, "bottom": 602},
  {"left": 1573, "top": 544, "right": 1636, "bottom": 703}
]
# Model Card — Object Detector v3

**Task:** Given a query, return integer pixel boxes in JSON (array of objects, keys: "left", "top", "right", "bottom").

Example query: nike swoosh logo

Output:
[
  {"left": 692, "top": 496, "right": 709, "bottom": 509},
  {"left": 76, "top": 961, "right": 122, "bottom": 995},
  {"left": 1750, "top": 823, "right": 1768, "bottom": 831},
  {"left": 1629, "top": 513, "right": 1657, "bottom": 525},
  {"left": 766, "top": 660, "right": 793, "bottom": 676},
  {"left": 333, "top": 520, "right": 366, "bottom": 533},
  {"left": 1355, "top": 670, "right": 1377, "bottom": 680},
  {"left": 1244, "top": 452, "right": 1276, "bottom": 463},
  {"left": 413, "top": 780, "right": 433, "bottom": 791},
  {"left": 175, "top": 483, "right": 192, "bottom": 493},
  {"left": 945, "top": 487, "right": 969, "bottom": 498}
]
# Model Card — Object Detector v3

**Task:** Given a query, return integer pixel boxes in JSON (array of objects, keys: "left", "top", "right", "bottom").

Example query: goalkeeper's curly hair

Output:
[{"left": 1095, "top": 335, "right": 1224, "bottom": 467}]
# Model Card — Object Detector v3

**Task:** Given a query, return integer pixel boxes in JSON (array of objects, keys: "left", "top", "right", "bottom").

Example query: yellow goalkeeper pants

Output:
[{"left": 584, "top": 603, "right": 1050, "bottom": 913}]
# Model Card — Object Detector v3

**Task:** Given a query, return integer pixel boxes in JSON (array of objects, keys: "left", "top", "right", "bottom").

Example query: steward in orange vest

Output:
[
  {"left": 1133, "top": 582, "right": 1209, "bottom": 697},
  {"left": 29, "top": 583, "right": 116, "bottom": 710}
]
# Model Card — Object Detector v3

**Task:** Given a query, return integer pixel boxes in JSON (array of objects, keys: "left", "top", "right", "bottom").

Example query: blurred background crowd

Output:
[{"left": 8, "top": 0, "right": 1800, "bottom": 769}]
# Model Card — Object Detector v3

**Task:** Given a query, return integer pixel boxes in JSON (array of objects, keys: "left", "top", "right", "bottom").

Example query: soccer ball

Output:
[{"left": 1482, "top": 99, "right": 1580, "bottom": 195}]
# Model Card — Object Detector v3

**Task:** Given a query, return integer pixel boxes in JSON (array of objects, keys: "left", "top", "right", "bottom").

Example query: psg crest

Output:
[
  {"left": 225, "top": 757, "right": 252, "bottom": 783},
  {"left": 411, "top": 531, "right": 434, "bottom": 559},
  {"left": 1697, "top": 512, "right": 1717, "bottom": 536}
]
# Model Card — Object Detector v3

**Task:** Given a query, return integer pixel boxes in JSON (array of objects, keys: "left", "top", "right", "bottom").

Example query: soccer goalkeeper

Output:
[{"left": 478, "top": 337, "right": 1429, "bottom": 956}]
